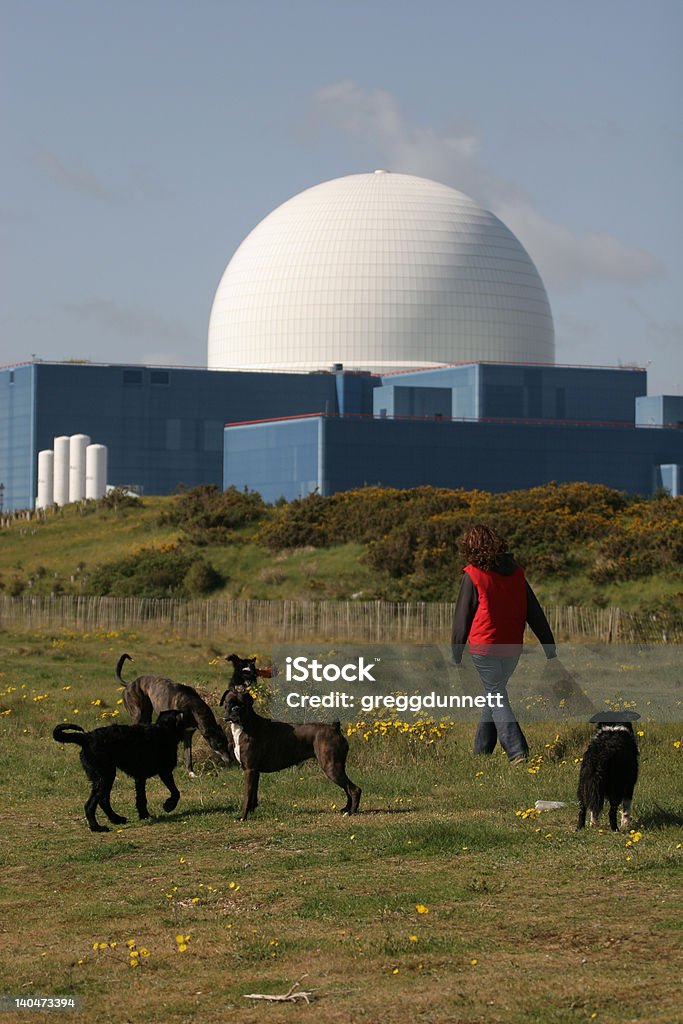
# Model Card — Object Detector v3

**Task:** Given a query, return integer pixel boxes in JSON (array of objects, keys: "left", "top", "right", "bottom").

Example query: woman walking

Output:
[{"left": 451, "top": 524, "right": 557, "bottom": 764}]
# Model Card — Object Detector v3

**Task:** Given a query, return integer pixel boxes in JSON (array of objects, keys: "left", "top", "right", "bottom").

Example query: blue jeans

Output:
[{"left": 470, "top": 653, "right": 528, "bottom": 761}]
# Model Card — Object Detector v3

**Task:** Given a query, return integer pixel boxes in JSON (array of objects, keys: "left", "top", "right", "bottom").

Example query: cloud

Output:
[
  {"left": 308, "top": 81, "right": 662, "bottom": 292},
  {"left": 34, "top": 149, "right": 115, "bottom": 200}
]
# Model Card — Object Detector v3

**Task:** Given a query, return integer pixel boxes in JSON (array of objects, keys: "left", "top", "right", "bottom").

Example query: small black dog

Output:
[
  {"left": 577, "top": 711, "right": 640, "bottom": 832},
  {"left": 219, "top": 653, "right": 262, "bottom": 704},
  {"left": 222, "top": 687, "right": 361, "bottom": 821},
  {"left": 53, "top": 710, "right": 188, "bottom": 832}
]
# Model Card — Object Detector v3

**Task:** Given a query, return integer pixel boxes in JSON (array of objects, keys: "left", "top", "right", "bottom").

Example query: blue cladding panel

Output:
[
  {"left": 224, "top": 418, "right": 321, "bottom": 503},
  {"left": 319, "top": 418, "right": 683, "bottom": 496},
  {"left": 478, "top": 365, "right": 646, "bottom": 423},
  {"left": 335, "top": 371, "right": 378, "bottom": 416},
  {"left": 636, "top": 395, "right": 683, "bottom": 428},
  {"left": 383, "top": 364, "right": 645, "bottom": 424},
  {"left": 373, "top": 386, "right": 452, "bottom": 418},
  {"left": 0, "top": 365, "right": 34, "bottom": 510}
]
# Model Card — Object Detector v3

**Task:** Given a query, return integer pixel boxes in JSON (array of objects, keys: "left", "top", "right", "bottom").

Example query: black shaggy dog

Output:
[
  {"left": 53, "top": 710, "right": 188, "bottom": 832},
  {"left": 577, "top": 711, "right": 640, "bottom": 832}
]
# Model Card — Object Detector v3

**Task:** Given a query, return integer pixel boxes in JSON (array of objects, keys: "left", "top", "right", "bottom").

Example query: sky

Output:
[{"left": 2, "top": 0, "right": 681, "bottom": 395}]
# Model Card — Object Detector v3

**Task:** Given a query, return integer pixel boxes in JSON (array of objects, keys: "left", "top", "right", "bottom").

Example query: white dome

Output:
[{"left": 207, "top": 171, "right": 554, "bottom": 371}]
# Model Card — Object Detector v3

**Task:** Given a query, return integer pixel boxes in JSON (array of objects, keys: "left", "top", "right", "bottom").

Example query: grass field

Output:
[{"left": 1, "top": 628, "right": 682, "bottom": 1024}]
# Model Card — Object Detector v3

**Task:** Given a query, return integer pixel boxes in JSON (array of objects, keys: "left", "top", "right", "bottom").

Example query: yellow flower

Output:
[
  {"left": 470, "top": 958, "right": 478, "bottom": 966},
  {"left": 415, "top": 904, "right": 429, "bottom": 914},
  {"left": 409, "top": 935, "right": 418, "bottom": 942}
]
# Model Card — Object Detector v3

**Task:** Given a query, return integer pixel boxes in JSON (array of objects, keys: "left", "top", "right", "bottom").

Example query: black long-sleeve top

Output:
[{"left": 450, "top": 561, "right": 557, "bottom": 664}]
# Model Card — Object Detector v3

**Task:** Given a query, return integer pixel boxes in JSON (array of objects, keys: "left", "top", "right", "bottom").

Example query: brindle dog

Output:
[
  {"left": 222, "top": 686, "right": 361, "bottom": 820},
  {"left": 116, "top": 653, "right": 233, "bottom": 774}
]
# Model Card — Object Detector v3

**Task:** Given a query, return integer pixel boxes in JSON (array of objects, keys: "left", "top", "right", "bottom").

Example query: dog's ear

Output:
[
  {"left": 219, "top": 688, "right": 230, "bottom": 706},
  {"left": 225, "top": 653, "right": 240, "bottom": 666}
]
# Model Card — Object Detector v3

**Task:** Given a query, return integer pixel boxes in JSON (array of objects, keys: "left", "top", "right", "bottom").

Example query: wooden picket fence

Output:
[{"left": 0, "top": 595, "right": 678, "bottom": 643}]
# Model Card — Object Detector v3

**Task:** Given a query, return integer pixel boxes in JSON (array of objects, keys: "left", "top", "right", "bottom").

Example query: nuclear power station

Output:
[{"left": 1, "top": 171, "right": 681, "bottom": 512}]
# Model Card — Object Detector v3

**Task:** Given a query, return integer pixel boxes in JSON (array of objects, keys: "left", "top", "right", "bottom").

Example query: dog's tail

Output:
[
  {"left": 53, "top": 723, "right": 88, "bottom": 746},
  {"left": 115, "top": 652, "right": 133, "bottom": 685},
  {"left": 579, "top": 771, "right": 605, "bottom": 820}
]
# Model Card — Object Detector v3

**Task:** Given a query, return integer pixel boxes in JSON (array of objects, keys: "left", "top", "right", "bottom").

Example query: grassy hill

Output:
[{"left": 1, "top": 484, "right": 681, "bottom": 616}]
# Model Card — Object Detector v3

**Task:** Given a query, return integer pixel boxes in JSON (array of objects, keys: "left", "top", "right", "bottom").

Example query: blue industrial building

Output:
[
  {"left": 223, "top": 363, "right": 683, "bottom": 502},
  {"left": 0, "top": 361, "right": 341, "bottom": 511},
  {"left": 1, "top": 359, "right": 681, "bottom": 512}
]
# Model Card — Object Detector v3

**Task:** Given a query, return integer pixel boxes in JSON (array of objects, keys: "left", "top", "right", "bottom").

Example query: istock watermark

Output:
[
  {"left": 256, "top": 642, "right": 683, "bottom": 725},
  {"left": 285, "top": 655, "right": 378, "bottom": 683}
]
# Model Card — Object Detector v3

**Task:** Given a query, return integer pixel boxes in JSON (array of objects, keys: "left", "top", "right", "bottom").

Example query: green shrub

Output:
[
  {"left": 85, "top": 545, "right": 197, "bottom": 598},
  {"left": 183, "top": 558, "right": 225, "bottom": 596},
  {"left": 160, "top": 484, "right": 267, "bottom": 544}
]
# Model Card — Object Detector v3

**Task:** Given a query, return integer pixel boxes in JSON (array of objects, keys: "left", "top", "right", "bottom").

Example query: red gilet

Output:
[{"left": 464, "top": 563, "right": 527, "bottom": 655}]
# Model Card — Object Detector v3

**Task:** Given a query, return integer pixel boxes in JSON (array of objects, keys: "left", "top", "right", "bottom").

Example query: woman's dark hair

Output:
[{"left": 459, "top": 524, "right": 508, "bottom": 571}]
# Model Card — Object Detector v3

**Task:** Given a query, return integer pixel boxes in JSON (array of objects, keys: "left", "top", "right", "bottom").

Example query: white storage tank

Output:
[
  {"left": 68, "top": 434, "right": 91, "bottom": 503},
  {"left": 85, "top": 444, "right": 108, "bottom": 501},
  {"left": 53, "top": 435, "right": 70, "bottom": 506},
  {"left": 36, "top": 450, "right": 54, "bottom": 509}
]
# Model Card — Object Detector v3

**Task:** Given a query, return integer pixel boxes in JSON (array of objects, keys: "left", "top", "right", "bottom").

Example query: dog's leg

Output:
[
  {"left": 85, "top": 779, "right": 111, "bottom": 833},
  {"left": 97, "top": 773, "right": 128, "bottom": 827},
  {"left": 159, "top": 769, "right": 181, "bottom": 813},
  {"left": 317, "top": 745, "right": 361, "bottom": 815},
  {"left": 183, "top": 729, "right": 196, "bottom": 777},
  {"left": 621, "top": 798, "right": 632, "bottom": 831},
  {"left": 577, "top": 801, "right": 587, "bottom": 829},
  {"left": 608, "top": 801, "right": 619, "bottom": 832},
  {"left": 240, "top": 769, "right": 259, "bottom": 819},
  {"left": 134, "top": 777, "right": 151, "bottom": 820},
  {"left": 124, "top": 688, "right": 153, "bottom": 725},
  {"left": 248, "top": 771, "right": 260, "bottom": 813}
]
